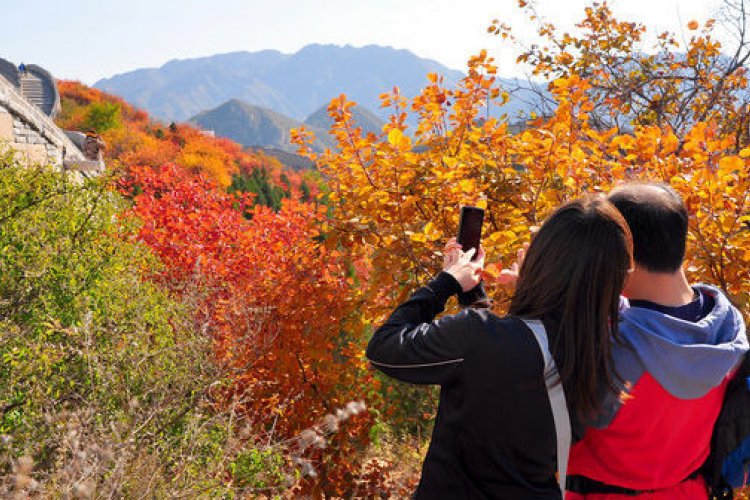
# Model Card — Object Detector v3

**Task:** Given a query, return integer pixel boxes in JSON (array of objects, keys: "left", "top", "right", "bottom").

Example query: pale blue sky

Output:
[{"left": 1, "top": 0, "right": 720, "bottom": 85}]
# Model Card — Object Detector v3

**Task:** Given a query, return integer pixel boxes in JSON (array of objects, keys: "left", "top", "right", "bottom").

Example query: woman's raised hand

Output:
[
  {"left": 497, "top": 242, "right": 528, "bottom": 286},
  {"left": 443, "top": 237, "right": 485, "bottom": 292}
]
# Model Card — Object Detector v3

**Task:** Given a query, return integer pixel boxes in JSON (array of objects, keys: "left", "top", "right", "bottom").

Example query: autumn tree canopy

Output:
[{"left": 295, "top": 1, "right": 750, "bottom": 327}]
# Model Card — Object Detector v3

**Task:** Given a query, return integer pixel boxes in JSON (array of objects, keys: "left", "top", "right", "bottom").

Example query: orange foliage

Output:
[
  {"left": 505, "top": 1, "right": 750, "bottom": 144},
  {"left": 56, "top": 81, "right": 304, "bottom": 190},
  {"left": 175, "top": 130, "right": 237, "bottom": 186},
  {"left": 118, "top": 165, "right": 373, "bottom": 495}
]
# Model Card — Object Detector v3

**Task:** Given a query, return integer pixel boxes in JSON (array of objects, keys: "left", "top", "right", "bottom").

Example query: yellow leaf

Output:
[
  {"left": 612, "top": 135, "right": 635, "bottom": 150},
  {"left": 572, "top": 147, "right": 586, "bottom": 163},
  {"left": 484, "top": 263, "right": 501, "bottom": 279},
  {"left": 739, "top": 148, "right": 750, "bottom": 158},
  {"left": 424, "top": 221, "right": 441, "bottom": 241},
  {"left": 443, "top": 156, "right": 458, "bottom": 168},
  {"left": 718, "top": 156, "right": 743, "bottom": 173},
  {"left": 375, "top": 190, "right": 391, "bottom": 203},
  {"left": 387, "top": 129, "right": 412, "bottom": 150},
  {"left": 387, "top": 129, "right": 402, "bottom": 146},
  {"left": 410, "top": 232, "right": 427, "bottom": 243},
  {"left": 459, "top": 179, "right": 475, "bottom": 193}
]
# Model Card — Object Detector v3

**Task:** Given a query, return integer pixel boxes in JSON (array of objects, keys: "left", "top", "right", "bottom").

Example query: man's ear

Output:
[{"left": 622, "top": 264, "right": 642, "bottom": 296}]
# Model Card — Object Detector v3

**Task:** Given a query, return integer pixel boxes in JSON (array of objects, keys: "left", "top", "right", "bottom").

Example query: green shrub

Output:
[
  {"left": 83, "top": 101, "right": 121, "bottom": 133},
  {"left": 229, "top": 167, "right": 285, "bottom": 211},
  {"left": 0, "top": 152, "right": 231, "bottom": 496},
  {"left": 231, "top": 448, "right": 287, "bottom": 489}
]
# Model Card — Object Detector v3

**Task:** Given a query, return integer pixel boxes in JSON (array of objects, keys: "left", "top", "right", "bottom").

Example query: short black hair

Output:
[{"left": 607, "top": 183, "right": 688, "bottom": 273}]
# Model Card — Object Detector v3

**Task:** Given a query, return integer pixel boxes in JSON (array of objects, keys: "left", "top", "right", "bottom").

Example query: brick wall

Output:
[{"left": 0, "top": 105, "right": 62, "bottom": 164}]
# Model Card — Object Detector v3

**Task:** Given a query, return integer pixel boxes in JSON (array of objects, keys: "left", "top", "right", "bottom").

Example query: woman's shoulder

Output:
[
  {"left": 461, "top": 309, "right": 536, "bottom": 341},
  {"left": 461, "top": 310, "right": 547, "bottom": 373}
]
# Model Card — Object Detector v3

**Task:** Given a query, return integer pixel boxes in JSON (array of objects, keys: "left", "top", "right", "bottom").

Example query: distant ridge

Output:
[
  {"left": 303, "top": 103, "right": 384, "bottom": 138},
  {"left": 190, "top": 99, "right": 305, "bottom": 152},
  {"left": 189, "top": 99, "right": 385, "bottom": 154},
  {"left": 95, "top": 44, "right": 465, "bottom": 123}
]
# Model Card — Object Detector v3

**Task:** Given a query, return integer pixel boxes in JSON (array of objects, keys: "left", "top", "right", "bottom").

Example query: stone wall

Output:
[
  {"left": 0, "top": 74, "right": 103, "bottom": 174},
  {"left": 0, "top": 106, "right": 61, "bottom": 164}
]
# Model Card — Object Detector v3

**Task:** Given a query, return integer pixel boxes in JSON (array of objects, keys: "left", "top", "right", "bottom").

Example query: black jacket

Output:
[{"left": 366, "top": 272, "right": 562, "bottom": 499}]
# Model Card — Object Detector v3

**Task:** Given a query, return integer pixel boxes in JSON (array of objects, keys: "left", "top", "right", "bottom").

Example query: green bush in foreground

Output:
[{"left": 0, "top": 153, "right": 248, "bottom": 496}]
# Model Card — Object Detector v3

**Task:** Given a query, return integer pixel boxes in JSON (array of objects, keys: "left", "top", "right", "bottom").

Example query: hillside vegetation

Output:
[{"left": 1, "top": 81, "right": 398, "bottom": 497}]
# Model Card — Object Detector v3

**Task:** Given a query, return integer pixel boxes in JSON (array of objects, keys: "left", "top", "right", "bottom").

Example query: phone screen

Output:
[{"left": 457, "top": 206, "right": 484, "bottom": 261}]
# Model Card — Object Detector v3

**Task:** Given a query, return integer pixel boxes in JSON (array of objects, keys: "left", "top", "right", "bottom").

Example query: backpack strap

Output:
[{"left": 521, "top": 318, "right": 572, "bottom": 496}]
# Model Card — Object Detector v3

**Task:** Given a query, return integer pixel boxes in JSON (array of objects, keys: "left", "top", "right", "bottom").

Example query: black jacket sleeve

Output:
[
  {"left": 458, "top": 281, "right": 492, "bottom": 308},
  {"left": 366, "top": 272, "right": 476, "bottom": 385}
]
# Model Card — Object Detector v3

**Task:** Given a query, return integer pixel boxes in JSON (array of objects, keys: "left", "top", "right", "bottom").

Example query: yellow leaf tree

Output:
[{"left": 294, "top": 6, "right": 749, "bottom": 329}]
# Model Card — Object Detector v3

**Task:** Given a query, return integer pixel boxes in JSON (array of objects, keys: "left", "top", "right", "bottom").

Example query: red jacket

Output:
[{"left": 566, "top": 286, "right": 747, "bottom": 499}]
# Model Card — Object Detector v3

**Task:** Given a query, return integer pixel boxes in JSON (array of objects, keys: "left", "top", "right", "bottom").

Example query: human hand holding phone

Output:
[{"left": 443, "top": 237, "right": 485, "bottom": 292}]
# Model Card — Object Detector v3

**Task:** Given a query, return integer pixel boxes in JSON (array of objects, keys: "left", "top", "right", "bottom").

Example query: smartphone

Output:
[{"left": 457, "top": 206, "right": 485, "bottom": 261}]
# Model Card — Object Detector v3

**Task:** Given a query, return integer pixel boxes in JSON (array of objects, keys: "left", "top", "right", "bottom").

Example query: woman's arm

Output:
[
  {"left": 366, "top": 272, "right": 473, "bottom": 384},
  {"left": 365, "top": 240, "right": 484, "bottom": 385}
]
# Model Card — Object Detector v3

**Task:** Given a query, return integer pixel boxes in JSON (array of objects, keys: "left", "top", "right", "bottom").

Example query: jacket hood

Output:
[{"left": 619, "top": 284, "right": 748, "bottom": 399}]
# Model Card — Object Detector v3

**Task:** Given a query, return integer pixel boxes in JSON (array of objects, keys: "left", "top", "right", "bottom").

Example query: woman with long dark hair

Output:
[{"left": 366, "top": 196, "right": 633, "bottom": 499}]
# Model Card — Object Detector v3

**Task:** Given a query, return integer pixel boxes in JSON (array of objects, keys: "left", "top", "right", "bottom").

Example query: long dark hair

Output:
[{"left": 509, "top": 196, "right": 633, "bottom": 419}]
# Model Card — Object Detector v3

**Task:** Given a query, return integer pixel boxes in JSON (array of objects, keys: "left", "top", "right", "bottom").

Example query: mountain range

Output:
[{"left": 95, "top": 44, "right": 468, "bottom": 123}]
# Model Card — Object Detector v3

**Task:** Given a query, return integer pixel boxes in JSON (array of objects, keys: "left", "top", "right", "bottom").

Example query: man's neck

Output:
[{"left": 624, "top": 266, "right": 695, "bottom": 307}]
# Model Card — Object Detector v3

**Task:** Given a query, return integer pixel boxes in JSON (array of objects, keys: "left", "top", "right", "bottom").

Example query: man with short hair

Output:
[{"left": 565, "top": 183, "right": 748, "bottom": 499}]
